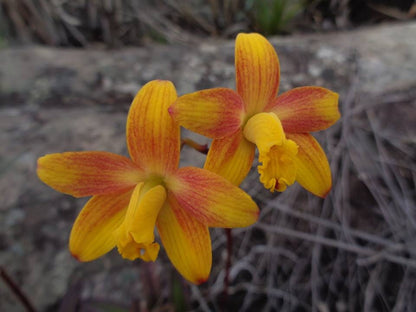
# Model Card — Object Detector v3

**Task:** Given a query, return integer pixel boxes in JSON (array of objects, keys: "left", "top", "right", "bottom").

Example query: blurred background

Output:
[
  {"left": 1, "top": 0, "right": 416, "bottom": 46},
  {"left": 0, "top": 0, "right": 415, "bottom": 311}
]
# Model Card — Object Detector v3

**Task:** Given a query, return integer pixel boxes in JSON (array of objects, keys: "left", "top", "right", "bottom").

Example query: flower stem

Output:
[
  {"left": 224, "top": 228, "right": 233, "bottom": 297},
  {"left": 180, "top": 138, "right": 209, "bottom": 154},
  {"left": 0, "top": 266, "right": 37, "bottom": 312}
]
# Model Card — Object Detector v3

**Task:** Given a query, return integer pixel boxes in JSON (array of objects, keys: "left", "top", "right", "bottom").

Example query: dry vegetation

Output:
[
  {"left": 1, "top": 0, "right": 415, "bottom": 46},
  {"left": 0, "top": 0, "right": 252, "bottom": 46}
]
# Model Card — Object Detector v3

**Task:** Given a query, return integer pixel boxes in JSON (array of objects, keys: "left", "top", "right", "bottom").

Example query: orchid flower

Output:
[
  {"left": 170, "top": 33, "right": 340, "bottom": 197},
  {"left": 37, "top": 80, "right": 259, "bottom": 284}
]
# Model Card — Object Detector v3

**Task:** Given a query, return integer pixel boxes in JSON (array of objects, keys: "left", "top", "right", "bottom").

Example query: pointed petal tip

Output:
[
  {"left": 329, "top": 90, "right": 341, "bottom": 119},
  {"left": 236, "top": 32, "right": 266, "bottom": 40},
  {"left": 70, "top": 247, "right": 92, "bottom": 262},
  {"left": 145, "top": 79, "right": 175, "bottom": 87},
  {"left": 37, "top": 155, "right": 43, "bottom": 167},
  {"left": 306, "top": 183, "right": 331, "bottom": 198},
  {"left": 320, "top": 185, "right": 332, "bottom": 198},
  {"left": 194, "top": 276, "right": 209, "bottom": 285},
  {"left": 70, "top": 251, "right": 82, "bottom": 262}
]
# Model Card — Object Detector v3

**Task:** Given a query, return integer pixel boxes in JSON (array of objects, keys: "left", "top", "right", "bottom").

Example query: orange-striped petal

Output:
[
  {"left": 116, "top": 183, "right": 166, "bottom": 262},
  {"left": 167, "top": 167, "right": 259, "bottom": 228},
  {"left": 126, "top": 80, "right": 180, "bottom": 175},
  {"left": 157, "top": 195, "right": 211, "bottom": 284},
  {"left": 265, "top": 87, "right": 340, "bottom": 133},
  {"left": 236, "top": 33, "right": 280, "bottom": 115},
  {"left": 287, "top": 133, "right": 332, "bottom": 198},
  {"left": 69, "top": 190, "right": 132, "bottom": 262},
  {"left": 204, "top": 130, "right": 255, "bottom": 186},
  {"left": 170, "top": 88, "right": 245, "bottom": 139},
  {"left": 37, "top": 152, "right": 144, "bottom": 197}
]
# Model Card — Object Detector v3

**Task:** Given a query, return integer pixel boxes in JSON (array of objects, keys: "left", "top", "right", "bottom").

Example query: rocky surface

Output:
[{"left": 0, "top": 22, "right": 415, "bottom": 311}]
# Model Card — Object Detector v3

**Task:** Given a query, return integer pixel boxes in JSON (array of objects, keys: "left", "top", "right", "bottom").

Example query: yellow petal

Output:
[
  {"left": 265, "top": 87, "right": 340, "bottom": 133},
  {"left": 170, "top": 88, "right": 245, "bottom": 139},
  {"left": 167, "top": 167, "right": 259, "bottom": 228},
  {"left": 37, "top": 151, "right": 144, "bottom": 197},
  {"left": 244, "top": 112, "right": 298, "bottom": 192},
  {"left": 204, "top": 130, "right": 255, "bottom": 186},
  {"left": 236, "top": 33, "right": 280, "bottom": 115},
  {"left": 157, "top": 194, "right": 211, "bottom": 284},
  {"left": 126, "top": 80, "right": 180, "bottom": 175},
  {"left": 69, "top": 190, "right": 132, "bottom": 262},
  {"left": 116, "top": 182, "right": 167, "bottom": 262},
  {"left": 287, "top": 133, "right": 332, "bottom": 197}
]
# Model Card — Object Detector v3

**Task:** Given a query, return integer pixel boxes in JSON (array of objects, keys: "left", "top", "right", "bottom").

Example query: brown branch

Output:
[
  {"left": 219, "top": 228, "right": 233, "bottom": 309},
  {"left": 0, "top": 266, "right": 37, "bottom": 312}
]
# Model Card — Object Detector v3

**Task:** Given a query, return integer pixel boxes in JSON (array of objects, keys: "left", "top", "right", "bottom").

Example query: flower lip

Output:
[
  {"left": 115, "top": 182, "right": 167, "bottom": 262},
  {"left": 258, "top": 140, "right": 298, "bottom": 192},
  {"left": 117, "top": 240, "right": 160, "bottom": 262},
  {"left": 243, "top": 112, "right": 298, "bottom": 192},
  {"left": 243, "top": 112, "right": 285, "bottom": 151}
]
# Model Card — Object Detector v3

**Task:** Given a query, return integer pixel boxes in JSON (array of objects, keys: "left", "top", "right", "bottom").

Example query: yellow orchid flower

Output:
[
  {"left": 37, "top": 80, "right": 259, "bottom": 284},
  {"left": 170, "top": 33, "right": 340, "bottom": 197}
]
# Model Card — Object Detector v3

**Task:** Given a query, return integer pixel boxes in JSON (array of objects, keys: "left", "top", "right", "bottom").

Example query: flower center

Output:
[
  {"left": 258, "top": 139, "right": 298, "bottom": 192},
  {"left": 243, "top": 112, "right": 298, "bottom": 192},
  {"left": 115, "top": 181, "right": 167, "bottom": 261}
]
